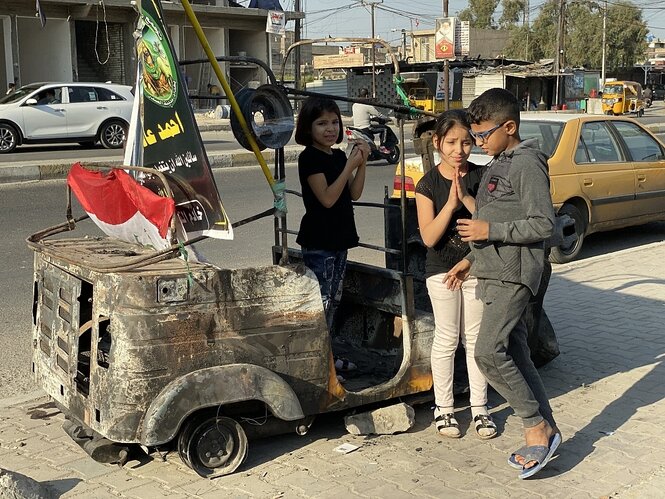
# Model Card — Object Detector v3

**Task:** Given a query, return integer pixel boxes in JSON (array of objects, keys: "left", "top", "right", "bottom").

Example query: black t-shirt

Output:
[
  {"left": 296, "top": 146, "right": 359, "bottom": 250},
  {"left": 415, "top": 162, "right": 485, "bottom": 277}
]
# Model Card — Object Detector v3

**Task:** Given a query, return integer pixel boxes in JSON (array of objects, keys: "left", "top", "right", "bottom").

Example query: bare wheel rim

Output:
[
  {"left": 179, "top": 415, "right": 248, "bottom": 477},
  {"left": 103, "top": 123, "right": 125, "bottom": 147},
  {"left": 0, "top": 127, "right": 16, "bottom": 151}
]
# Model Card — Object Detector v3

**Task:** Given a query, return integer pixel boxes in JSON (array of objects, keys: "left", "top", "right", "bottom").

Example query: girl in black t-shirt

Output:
[
  {"left": 415, "top": 110, "right": 497, "bottom": 440},
  {"left": 294, "top": 97, "right": 370, "bottom": 341}
]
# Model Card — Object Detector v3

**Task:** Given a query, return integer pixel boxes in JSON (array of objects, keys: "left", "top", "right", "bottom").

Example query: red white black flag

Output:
[{"left": 67, "top": 163, "right": 176, "bottom": 250}]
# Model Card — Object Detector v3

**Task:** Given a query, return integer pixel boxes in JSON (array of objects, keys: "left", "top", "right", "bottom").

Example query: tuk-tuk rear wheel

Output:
[{"left": 178, "top": 414, "right": 248, "bottom": 477}]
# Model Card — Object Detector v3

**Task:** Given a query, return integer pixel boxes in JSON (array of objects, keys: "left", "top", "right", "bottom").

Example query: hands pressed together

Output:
[{"left": 347, "top": 140, "right": 370, "bottom": 169}]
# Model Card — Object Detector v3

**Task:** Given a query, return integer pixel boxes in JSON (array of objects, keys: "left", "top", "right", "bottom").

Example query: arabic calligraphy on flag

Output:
[{"left": 131, "top": 0, "right": 233, "bottom": 241}]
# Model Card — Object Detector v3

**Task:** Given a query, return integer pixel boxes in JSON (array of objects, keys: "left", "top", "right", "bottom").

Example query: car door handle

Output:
[
  {"left": 55, "top": 108, "right": 65, "bottom": 112},
  {"left": 97, "top": 106, "right": 108, "bottom": 110},
  {"left": 583, "top": 178, "right": 593, "bottom": 186},
  {"left": 637, "top": 174, "right": 646, "bottom": 182}
]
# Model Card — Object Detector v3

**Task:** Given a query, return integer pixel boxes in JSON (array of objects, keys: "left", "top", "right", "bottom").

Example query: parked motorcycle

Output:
[{"left": 346, "top": 116, "right": 400, "bottom": 165}]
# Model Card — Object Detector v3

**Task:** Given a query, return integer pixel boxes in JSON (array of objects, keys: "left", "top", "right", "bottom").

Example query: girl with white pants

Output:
[{"left": 415, "top": 110, "right": 497, "bottom": 439}]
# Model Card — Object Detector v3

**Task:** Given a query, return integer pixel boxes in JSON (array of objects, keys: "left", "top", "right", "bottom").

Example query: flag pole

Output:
[{"left": 180, "top": 0, "right": 276, "bottom": 189}]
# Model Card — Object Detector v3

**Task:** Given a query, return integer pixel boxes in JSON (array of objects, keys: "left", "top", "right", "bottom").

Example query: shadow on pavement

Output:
[{"left": 528, "top": 261, "right": 665, "bottom": 478}]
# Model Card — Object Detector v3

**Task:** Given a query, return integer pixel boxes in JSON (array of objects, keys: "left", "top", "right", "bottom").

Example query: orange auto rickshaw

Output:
[{"left": 601, "top": 80, "right": 645, "bottom": 116}]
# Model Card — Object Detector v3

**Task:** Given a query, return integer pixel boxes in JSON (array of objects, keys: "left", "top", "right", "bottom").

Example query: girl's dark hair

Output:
[
  {"left": 433, "top": 109, "right": 471, "bottom": 139},
  {"left": 295, "top": 96, "right": 343, "bottom": 146}
]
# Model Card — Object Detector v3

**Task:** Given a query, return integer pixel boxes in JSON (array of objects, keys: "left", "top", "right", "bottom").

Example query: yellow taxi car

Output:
[{"left": 391, "top": 113, "right": 665, "bottom": 263}]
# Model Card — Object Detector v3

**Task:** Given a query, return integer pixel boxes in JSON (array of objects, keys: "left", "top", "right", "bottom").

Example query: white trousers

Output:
[{"left": 426, "top": 274, "right": 488, "bottom": 411}]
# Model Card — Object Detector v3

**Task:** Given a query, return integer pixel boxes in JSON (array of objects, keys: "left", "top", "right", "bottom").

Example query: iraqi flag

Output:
[{"left": 67, "top": 162, "right": 175, "bottom": 251}]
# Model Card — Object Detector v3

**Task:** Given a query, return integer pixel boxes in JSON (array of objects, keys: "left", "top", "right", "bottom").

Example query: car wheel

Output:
[
  {"left": 0, "top": 123, "right": 19, "bottom": 153},
  {"left": 387, "top": 145, "right": 400, "bottom": 165},
  {"left": 99, "top": 120, "right": 127, "bottom": 149},
  {"left": 549, "top": 204, "right": 586, "bottom": 264},
  {"left": 177, "top": 413, "right": 248, "bottom": 478}
]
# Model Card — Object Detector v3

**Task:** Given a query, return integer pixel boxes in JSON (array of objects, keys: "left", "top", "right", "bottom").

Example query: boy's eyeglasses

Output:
[{"left": 469, "top": 121, "right": 508, "bottom": 142}]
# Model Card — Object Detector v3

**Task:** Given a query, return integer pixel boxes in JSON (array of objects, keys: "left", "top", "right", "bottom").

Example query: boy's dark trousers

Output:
[{"left": 474, "top": 279, "right": 555, "bottom": 428}]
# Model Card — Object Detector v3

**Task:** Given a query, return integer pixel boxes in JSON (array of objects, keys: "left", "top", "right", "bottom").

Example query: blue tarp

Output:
[{"left": 248, "top": 0, "right": 283, "bottom": 11}]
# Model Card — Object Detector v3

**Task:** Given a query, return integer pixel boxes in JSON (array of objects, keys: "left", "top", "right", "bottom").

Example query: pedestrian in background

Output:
[
  {"left": 415, "top": 110, "right": 497, "bottom": 439},
  {"left": 6, "top": 82, "right": 15, "bottom": 95},
  {"left": 445, "top": 88, "right": 561, "bottom": 479}
]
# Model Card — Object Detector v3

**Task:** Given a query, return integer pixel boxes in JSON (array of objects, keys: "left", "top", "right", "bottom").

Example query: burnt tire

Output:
[
  {"left": 549, "top": 204, "right": 586, "bottom": 264},
  {"left": 178, "top": 414, "right": 248, "bottom": 478},
  {"left": 99, "top": 120, "right": 127, "bottom": 149},
  {"left": 0, "top": 123, "right": 19, "bottom": 153},
  {"left": 387, "top": 145, "right": 400, "bottom": 165}
]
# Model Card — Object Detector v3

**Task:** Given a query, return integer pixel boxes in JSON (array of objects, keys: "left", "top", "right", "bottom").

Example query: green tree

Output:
[
  {"left": 499, "top": 0, "right": 526, "bottom": 28},
  {"left": 605, "top": 2, "right": 648, "bottom": 69},
  {"left": 504, "top": 0, "right": 647, "bottom": 69},
  {"left": 458, "top": 0, "right": 500, "bottom": 29}
]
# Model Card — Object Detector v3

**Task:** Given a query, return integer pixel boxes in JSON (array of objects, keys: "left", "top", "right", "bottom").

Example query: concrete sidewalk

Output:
[{"left": 1, "top": 242, "right": 665, "bottom": 497}]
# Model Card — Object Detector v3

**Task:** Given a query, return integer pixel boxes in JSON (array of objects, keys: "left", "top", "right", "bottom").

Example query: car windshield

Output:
[
  {"left": 519, "top": 121, "right": 565, "bottom": 158},
  {"left": 603, "top": 85, "right": 624, "bottom": 95},
  {"left": 0, "top": 84, "right": 43, "bottom": 104}
]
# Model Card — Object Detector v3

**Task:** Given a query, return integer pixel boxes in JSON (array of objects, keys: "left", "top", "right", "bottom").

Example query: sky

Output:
[{"left": 269, "top": 0, "right": 665, "bottom": 46}]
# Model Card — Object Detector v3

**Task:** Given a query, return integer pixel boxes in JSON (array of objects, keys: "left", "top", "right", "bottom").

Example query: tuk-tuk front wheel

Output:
[{"left": 178, "top": 414, "right": 248, "bottom": 477}]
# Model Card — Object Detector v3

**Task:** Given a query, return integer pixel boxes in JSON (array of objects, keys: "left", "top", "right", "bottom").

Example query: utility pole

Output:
[
  {"left": 401, "top": 29, "right": 407, "bottom": 61},
  {"left": 524, "top": 0, "right": 529, "bottom": 61},
  {"left": 295, "top": 0, "right": 301, "bottom": 99},
  {"left": 362, "top": 0, "right": 383, "bottom": 98},
  {"left": 554, "top": 0, "right": 565, "bottom": 108},
  {"left": 601, "top": 0, "right": 607, "bottom": 89},
  {"left": 443, "top": 0, "right": 449, "bottom": 111}
]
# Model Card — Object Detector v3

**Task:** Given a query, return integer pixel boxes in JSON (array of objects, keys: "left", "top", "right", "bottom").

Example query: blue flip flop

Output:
[
  {"left": 508, "top": 446, "right": 528, "bottom": 469},
  {"left": 518, "top": 432, "right": 562, "bottom": 479}
]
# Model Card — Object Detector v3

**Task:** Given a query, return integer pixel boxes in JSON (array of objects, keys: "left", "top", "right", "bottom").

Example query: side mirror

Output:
[{"left": 25, "top": 98, "right": 38, "bottom": 105}]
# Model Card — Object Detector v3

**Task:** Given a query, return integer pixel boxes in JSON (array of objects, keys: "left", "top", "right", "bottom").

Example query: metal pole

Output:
[
  {"left": 554, "top": 0, "right": 563, "bottom": 108},
  {"left": 294, "top": 0, "right": 301, "bottom": 103},
  {"left": 525, "top": 0, "right": 530, "bottom": 60},
  {"left": 601, "top": 0, "right": 607, "bottom": 88},
  {"left": 370, "top": 3, "right": 378, "bottom": 97}
]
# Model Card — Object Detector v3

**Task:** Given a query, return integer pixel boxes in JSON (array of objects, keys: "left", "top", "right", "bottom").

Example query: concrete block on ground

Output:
[
  {"left": 344, "top": 402, "right": 415, "bottom": 435},
  {"left": 0, "top": 467, "right": 55, "bottom": 499}
]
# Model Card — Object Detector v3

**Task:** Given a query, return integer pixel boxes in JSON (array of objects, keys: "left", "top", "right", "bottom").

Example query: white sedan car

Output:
[{"left": 0, "top": 82, "right": 134, "bottom": 153}]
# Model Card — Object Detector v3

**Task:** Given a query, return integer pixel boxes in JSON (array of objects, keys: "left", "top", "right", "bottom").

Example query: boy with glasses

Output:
[{"left": 444, "top": 88, "right": 560, "bottom": 479}]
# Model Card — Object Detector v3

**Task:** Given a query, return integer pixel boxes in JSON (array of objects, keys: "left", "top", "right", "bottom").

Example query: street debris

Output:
[
  {"left": 333, "top": 443, "right": 360, "bottom": 454},
  {"left": 344, "top": 402, "right": 415, "bottom": 435}
]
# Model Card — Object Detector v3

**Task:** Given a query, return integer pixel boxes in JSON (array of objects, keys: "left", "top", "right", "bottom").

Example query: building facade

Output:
[{"left": 1, "top": 0, "right": 302, "bottom": 98}]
